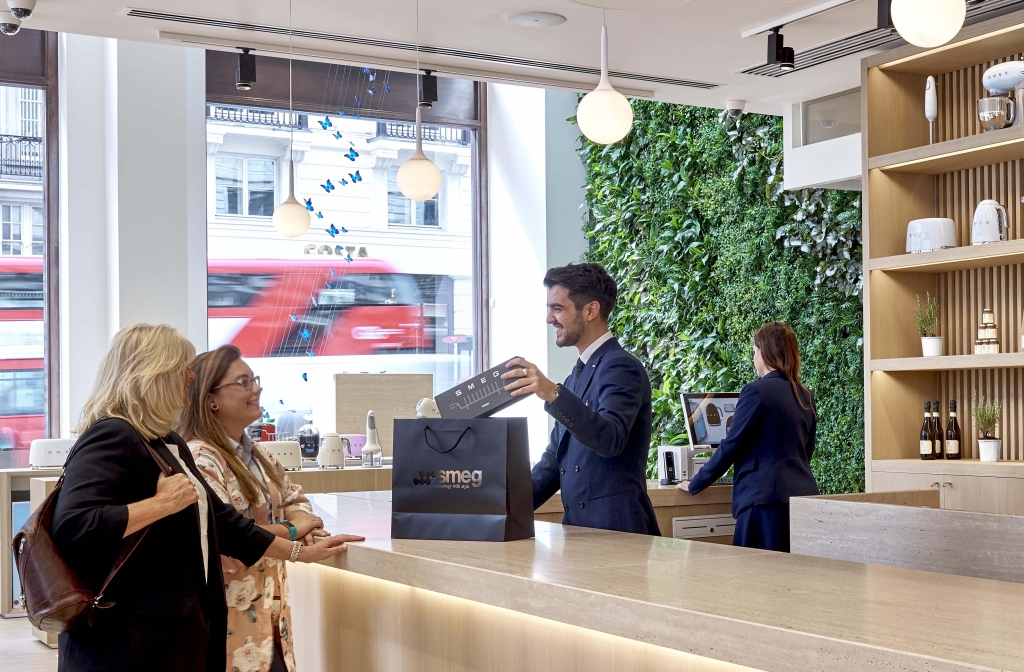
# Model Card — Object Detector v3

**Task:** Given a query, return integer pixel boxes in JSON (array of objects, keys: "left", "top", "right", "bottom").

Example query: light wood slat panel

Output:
[
  {"left": 936, "top": 52, "right": 1024, "bottom": 144},
  {"left": 936, "top": 159, "right": 1024, "bottom": 250}
]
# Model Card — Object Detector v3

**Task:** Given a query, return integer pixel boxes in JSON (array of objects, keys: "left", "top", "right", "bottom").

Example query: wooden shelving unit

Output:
[{"left": 863, "top": 10, "right": 1024, "bottom": 512}]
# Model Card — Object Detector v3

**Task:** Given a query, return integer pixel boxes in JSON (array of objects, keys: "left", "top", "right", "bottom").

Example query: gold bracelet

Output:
[{"left": 289, "top": 540, "right": 302, "bottom": 562}]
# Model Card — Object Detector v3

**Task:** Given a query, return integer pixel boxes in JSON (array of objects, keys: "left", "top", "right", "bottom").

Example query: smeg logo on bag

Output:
[{"left": 413, "top": 469, "right": 483, "bottom": 489}]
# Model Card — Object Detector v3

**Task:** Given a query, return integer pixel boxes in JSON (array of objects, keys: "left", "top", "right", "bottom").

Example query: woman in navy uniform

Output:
[{"left": 680, "top": 322, "right": 818, "bottom": 552}]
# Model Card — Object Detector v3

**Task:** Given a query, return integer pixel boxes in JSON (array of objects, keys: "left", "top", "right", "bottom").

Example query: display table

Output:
[
  {"left": 287, "top": 490, "right": 1024, "bottom": 672},
  {"left": 285, "top": 465, "right": 391, "bottom": 495}
]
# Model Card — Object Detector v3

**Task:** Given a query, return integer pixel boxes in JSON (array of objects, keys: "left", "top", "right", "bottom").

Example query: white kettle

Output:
[
  {"left": 317, "top": 433, "right": 349, "bottom": 469},
  {"left": 973, "top": 200, "right": 1008, "bottom": 245}
]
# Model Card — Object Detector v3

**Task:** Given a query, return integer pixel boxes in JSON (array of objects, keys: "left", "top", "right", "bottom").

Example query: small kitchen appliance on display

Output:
[
  {"left": 906, "top": 218, "right": 957, "bottom": 253},
  {"left": 317, "top": 433, "right": 349, "bottom": 469},
  {"left": 28, "top": 438, "right": 74, "bottom": 469},
  {"left": 259, "top": 441, "right": 302, "bottom": 471},
  {"left": 681, "top": 392, "right": 740, "bottom": 483},
  {"left": 979, "top": 61, "right": 1024, "bottom": 131},
  {"left": 972, "top": 200, "right": 1008, "bottom": 245},
  {"left": 296, "top": 421, "right": 320, "bottom": 464}
]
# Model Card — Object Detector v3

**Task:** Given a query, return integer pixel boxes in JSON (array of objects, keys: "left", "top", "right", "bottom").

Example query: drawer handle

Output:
[
  {"left": 942, "top": 482, "right": 952, "bottom": 488},
  {"left": 930, "top": 482, "right": 940, "bottom": 488}
]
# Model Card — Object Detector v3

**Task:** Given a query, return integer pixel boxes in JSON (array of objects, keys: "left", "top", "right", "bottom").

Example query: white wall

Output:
[
  {"left": 58, "top": 35, "right": 207, "bottom": 435},
  {"left": 488, "top": 84, "right": 588, "bottom": 461}
]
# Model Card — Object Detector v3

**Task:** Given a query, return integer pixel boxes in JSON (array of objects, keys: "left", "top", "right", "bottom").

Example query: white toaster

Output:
[
  {"left": 29, "top": 438, "right": 74, "bottom": 469},
  {"left": 259, "top": 441, "right": 302, "bottom": 471},
  {"left": 907, "top": 218, "right": 957, "bottom": 253}
]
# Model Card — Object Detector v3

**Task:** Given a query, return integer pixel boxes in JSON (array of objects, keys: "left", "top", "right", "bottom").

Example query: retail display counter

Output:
[{"left": 288, "top": 490, "right": 1024, "bottom": 672}]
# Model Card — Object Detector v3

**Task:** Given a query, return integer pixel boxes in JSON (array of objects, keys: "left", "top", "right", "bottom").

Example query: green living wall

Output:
[{"left": 580, "top": 103, "right": 865, "bottom": 494}]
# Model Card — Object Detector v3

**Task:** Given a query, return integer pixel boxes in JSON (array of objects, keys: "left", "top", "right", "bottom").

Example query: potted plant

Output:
[
  {"left": 972, "top": 392, "right": 1003, "bottom": 462},
  {"left": 915, "top": 292, "right": 942, "bottom": 356}
]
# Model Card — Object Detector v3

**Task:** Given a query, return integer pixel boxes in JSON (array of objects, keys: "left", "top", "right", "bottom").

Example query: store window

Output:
[
  {"left": 215, "top": 156, "right": 276, "bottom": 217},
  {"left": 387, "top": 169, "right": 440, "bottom": 227},
  {"left": 1, "top": 204, "right": 21, "bottom": 255},
  {"left": 31, "top": 206, "right": 43, "bottom": 255},
  {"left": 206, "top": 98, "right": 477, "bottom": 433}
]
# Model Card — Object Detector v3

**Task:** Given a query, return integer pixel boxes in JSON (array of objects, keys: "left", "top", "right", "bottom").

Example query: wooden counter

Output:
[
  {"left": 537, "top": 480, "right": 733, "bottom": 541},
  {"left": 285, "top": 465, "right": 391, "bottom": 494},
  {"left": 287, "top": 490, "right": 1024, "bottom": 672}
]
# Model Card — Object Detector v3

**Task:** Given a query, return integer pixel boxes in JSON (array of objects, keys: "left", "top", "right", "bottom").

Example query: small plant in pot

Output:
[
  {"left": 916, "top": 293, "right": 942, "bottom": 356},
  {"left": 972, "top": 392, "right": 1003, "bottom": 462}
]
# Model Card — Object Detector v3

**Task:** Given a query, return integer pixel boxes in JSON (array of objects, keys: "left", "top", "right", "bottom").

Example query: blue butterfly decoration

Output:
[
  {"left": 321, "top": 179, "right": 335, "bottom": 192},
  {"left": 315, "top": 211, "right": 324, "bottom": 219},
  {"left": 289, "top": 314, "right": 298, "bottom": 321},
  {"left": 337, "top": 109, "right": 346, "bottom": 116},
  {"left": 326, "top": 224, "right": 340, "bottom": 237},
  {"left": 362, "top": 67, "right": 370, "bottom": 74},
  {"left": 368, "top": 72, "right": 376, "bottom": 82},
  {"left": 341, "top": 226, "right": 349, "bottom": 233},
  {"left": 354, "top": 113, "right": 361, "bottom": 119},
  {"left": 355, "top": 97, "right": 362, "bottom": 108},
  {"left": 384, "top": 83, "right": 390, "bottom": 93},
  {"left": 336, "top": 245, "right": 344, "bottom": 254},
  {"left": 300, "top": 329, "right": 311, "bottom": 340},
  {"left": 344, "top": 148, "right": 359, "bottom": 161},
  {"left": 279, "top": 399, "right": 284, "bottom": 405},
  {"left": 339, "top": 178, "right": 349, "bottom": 186},
  {"left": 368, "top": 87, "right": 376, "bottom": 95},
  {"left": 318, "top": 116, "right": 332, "bottom": 130},
  {"left": 304, "top": 198, "right": 314, "bottom": 211},
  {"left": 330, "top": 268, "right": 336, "bottom": 278},
  {"left": 349, "top": 170, "right": 362, "bottom": 183},
  {"left": 263, "top": 411, "right": 271, "bottom": 420},
  {"left": 302, "top": 372, "right": 309, "bottom": 380},
  {"left": 345, "top": 254, "right": 353, "bottom": 263},
  {"left": 332, "top": 131, "right": 342, "bottom": 139}
]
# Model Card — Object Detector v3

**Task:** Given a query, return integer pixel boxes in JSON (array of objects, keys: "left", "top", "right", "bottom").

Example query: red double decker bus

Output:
[{"left": 0, "top": 257, "right": 443, "bottom": 449}]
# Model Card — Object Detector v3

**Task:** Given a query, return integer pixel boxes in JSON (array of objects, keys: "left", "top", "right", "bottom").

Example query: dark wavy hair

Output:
[{"left": 543, "top": 263, "right": 617, "bottom": 321}]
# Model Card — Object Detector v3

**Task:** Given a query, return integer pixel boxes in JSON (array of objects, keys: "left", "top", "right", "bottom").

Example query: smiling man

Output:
[{"left": 502, "top": 263, "right": 660, "bottom": 535}]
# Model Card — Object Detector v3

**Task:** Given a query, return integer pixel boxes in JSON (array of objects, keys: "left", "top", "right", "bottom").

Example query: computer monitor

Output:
[{"left": 682, "top": 392, "right": 741, "bottom": 448}]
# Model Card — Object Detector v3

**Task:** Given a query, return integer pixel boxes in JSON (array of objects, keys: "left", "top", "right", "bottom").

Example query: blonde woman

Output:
[
  {"left": 177, "top": 345, "right": 320, "bottom": 672},
  {"left": 51, "top": 324, "right": 363, "bottom": 672}
]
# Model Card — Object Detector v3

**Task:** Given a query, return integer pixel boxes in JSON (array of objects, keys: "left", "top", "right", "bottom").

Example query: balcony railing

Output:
[
  {"left": 372, "top": 122, "right": 470, "bottom": 146},
  {"left": 206, "top": 105, "right": 308, "bottom": 130},
  {"left": 0, "top": 135, "right": 43, "bottom": 180}
]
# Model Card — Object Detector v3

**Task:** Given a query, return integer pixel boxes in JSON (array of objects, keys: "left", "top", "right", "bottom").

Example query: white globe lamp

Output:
[
  {"left": 273, "top": 167, "right": 311, "bottom": 238},
  {"left": 891, "top": 0, "right": 966, "bottom": 48},
  {"left": 397, "top": 107, "right": 442, "bottom": 202},
  {"left": 576, "top": 25, "right": 633, "bottom": 145}
]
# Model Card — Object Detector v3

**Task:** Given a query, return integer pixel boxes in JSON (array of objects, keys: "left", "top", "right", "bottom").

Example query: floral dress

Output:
[{"left": 190, "top": 439, "right": 314, "bottom": 672}]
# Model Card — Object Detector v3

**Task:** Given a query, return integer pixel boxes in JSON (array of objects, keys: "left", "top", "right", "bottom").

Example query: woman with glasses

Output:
[{"left": 177, "top": 345, "right": 325, "bottom": 672}]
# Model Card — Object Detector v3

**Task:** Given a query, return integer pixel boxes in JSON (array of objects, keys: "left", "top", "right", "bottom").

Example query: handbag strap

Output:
[
  {"left": 423, "top": 426, "right": 472, "bottom": 454},
  {"left": 90, "top": 438, "right": 175, "bottom": 616}
]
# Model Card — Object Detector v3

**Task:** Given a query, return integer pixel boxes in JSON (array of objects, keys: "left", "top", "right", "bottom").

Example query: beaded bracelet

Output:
[{"left": 288, "top": 540, "right": 302, "bottom": 562}]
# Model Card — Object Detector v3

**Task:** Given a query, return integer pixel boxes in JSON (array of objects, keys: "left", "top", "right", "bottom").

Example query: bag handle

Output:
[
  {"left": 88, "top": 438, "right": 175, "bottom": 621},
  {"left": 423, "top": 426, "right": 472, "bottom": 454}
]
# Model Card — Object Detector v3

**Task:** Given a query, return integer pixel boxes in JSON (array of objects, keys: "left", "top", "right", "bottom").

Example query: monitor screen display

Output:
[{"left": 682, "top": 393, "right": 740, "bottom": 448}]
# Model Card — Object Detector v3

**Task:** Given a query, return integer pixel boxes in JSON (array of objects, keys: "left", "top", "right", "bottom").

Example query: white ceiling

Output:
[{"left": 24, "top": 0, "right": 889, "bottom": 114}]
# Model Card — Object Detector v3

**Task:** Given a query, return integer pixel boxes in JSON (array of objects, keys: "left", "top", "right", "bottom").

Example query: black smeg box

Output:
[{"left": 436, "top": 357, "right": 526, "bottom": 419}]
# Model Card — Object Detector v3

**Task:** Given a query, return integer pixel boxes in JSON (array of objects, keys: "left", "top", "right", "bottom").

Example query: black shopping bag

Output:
[{"left": 391, "top": 417, "right": 535, "bottom": 542}]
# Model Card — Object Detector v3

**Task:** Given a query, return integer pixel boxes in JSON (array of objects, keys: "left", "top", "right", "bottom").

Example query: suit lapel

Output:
[{"left": 574, "top": 338, "right": 619, "bottom": 402}]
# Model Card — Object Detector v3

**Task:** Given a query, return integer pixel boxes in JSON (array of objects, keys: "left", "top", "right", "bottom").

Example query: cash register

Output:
[{"left": 677, "top": 391, "right": 740, "bottom": 483}]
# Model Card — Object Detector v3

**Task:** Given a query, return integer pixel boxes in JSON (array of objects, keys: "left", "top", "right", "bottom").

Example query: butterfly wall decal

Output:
[
  {"left": 349, "top": 170, "right": 362, "bottom": 183},
  {"left": 318, "top": 116, "right": 332, "bottom": 130},
  {"left": 321, "top": 179, "right": 335, "bottom": 192},
  {"left": 325, "top": 224, "right": 340, "bottom": 237},
  {"left": 315, "top": 211, "right": 324, "bottom": 219},
  {"left": 333, "top": 131, "right": 342, "bottom": 139},
  {"left": 303, "top": 198, "right": 314, "bottom": 211}
]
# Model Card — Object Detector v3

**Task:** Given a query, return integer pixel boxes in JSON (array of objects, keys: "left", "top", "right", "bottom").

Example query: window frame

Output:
[
  {"left": 214, "top": 153, "right": 277, "bottom": 218},
  {"left": 386, "top": 167, "right": 444, "bottom": 229}
]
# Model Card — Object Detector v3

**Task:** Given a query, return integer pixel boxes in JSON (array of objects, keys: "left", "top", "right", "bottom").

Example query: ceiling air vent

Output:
[
  {"left": 126, "top": 8, "right": 719, "bottom": 90},
  {"left": 742, "top": 0, "right": 1024, "bottom": 77}
]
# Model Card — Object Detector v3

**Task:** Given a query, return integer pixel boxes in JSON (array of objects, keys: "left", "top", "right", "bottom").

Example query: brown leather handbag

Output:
[{"left": 12, "top": 436, "right": 174, "bottom": 633}]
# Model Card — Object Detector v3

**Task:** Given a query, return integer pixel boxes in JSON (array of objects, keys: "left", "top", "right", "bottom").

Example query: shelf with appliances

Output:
[{"left": 863, "top": 10, "right": 1024, "bottom": 502}]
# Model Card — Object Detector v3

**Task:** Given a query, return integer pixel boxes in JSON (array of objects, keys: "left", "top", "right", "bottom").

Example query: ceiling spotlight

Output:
[
  {"left": 6, "top": 0, "right": 34, "bottom": 20},
  {"left": 236, "top": 48, "right": 256, "bottom": 91},
  {"left": 768, "top": 27, "right": 795, "bottom": 72},
  {"left": 418, "top": 69, "right": 438, "bottom": 109},
  {"left": 0, "top": 10, "right": 20, "bottom": 35},
  {"left": 891, "top": 0, "right": 965, "bottom": 48}
]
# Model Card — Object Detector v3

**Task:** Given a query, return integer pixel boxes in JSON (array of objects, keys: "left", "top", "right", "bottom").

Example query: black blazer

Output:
[
  {"left": 688, "top": 370, "right": 819, "bottom": 517},
  {"left": 532, "top": 338, "right": 660, "bottom": 535},
  {"left": 51, "top": 418, "right": 275, "bottom": 672}
]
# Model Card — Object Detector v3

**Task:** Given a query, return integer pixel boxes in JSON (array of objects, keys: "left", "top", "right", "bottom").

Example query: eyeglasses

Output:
[{"left": 212, "top": 375, "right": 261, "bottom": 392}]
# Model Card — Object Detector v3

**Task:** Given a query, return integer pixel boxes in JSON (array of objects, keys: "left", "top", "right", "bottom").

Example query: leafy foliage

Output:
[
  {"left": 972, "top": 392, "right": 1002, "bottom": 438},
  {"left": 578, "top": 102, "right": 865, "bottom": 494}
]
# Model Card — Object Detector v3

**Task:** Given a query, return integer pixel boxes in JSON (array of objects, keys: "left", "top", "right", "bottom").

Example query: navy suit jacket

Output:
[
  {"left": 531, "top": 338, "right": 660, "bottom": 536},
  {"left": 688, "top": 370, "right": 819, "bottom": 517}
]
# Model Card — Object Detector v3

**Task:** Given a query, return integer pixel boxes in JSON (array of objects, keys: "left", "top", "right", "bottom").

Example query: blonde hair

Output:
[
  {"left": 77, "top": 324, "right": 197, "bottom": 440},
  {"left": 176, "top": 345, "right": 285, "bottom": 506}
]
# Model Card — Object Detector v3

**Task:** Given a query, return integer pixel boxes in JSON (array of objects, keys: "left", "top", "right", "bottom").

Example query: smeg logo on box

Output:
[{"left": 413, "top": 469, "right": 483, "bottom": 489}]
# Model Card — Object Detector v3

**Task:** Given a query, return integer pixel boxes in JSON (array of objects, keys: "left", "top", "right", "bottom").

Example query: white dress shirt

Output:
[{"left": 579, "top": 331, "right": 614, "bottom": 365}]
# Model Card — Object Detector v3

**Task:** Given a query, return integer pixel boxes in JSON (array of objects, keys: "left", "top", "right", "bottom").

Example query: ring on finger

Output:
[{"left": 521, "top": 368, "right": 528, "bottom": 377}]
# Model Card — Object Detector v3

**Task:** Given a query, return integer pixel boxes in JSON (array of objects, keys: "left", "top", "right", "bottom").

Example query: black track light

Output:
[
  {"left": 780, "top": 47, "right": 795, "bottom": 71},
  {"left": 768, "top": 27, "right": 796, "bottom": 73},
  {"left": 236, "top": 48, "right": 256, "bottom": 91},
  {"left": 418, "top": 69, "right": 438, "bottom": 109}
]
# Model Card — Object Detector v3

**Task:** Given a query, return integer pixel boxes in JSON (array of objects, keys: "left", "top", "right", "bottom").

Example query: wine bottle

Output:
[
  {"left": 946, "top": 400, "right": 962, "bottom": 460},
  {"left": 931, "top": 400, "right": 944, "bottom": 459},
  {"left": 920, "top": 401, "right": 934, "bottom": 460}
]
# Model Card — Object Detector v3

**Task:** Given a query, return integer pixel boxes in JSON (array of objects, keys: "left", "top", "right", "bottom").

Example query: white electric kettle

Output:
[
  {"left": 317, "top": 433, "right": 349, "bottom": 469},
  {"left": 973, "top": 200, "right": 1008, "bottom": 245}
]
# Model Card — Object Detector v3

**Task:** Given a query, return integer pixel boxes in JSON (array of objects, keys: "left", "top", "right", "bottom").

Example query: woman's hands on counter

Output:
[
  {"left": 675, "top": 480, "right": 692, "bottom": 493},
  {"left": 289, "top": 512, "right": 330, "bottom": 545},
  {"left": 124, "top": 473, "right": 199, "bottom": 537},
  {"left": 265, "top": 532, "right": 366, "bottom": 562}
]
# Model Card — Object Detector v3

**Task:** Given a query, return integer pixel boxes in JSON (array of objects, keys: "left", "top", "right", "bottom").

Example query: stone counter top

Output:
[{"left": 308, "top": 491, "right": 1024, "bottom": 672}]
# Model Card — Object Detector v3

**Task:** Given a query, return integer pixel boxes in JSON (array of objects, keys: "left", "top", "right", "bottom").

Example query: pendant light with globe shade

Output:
[
  {"left": 576, "top": 1, "right": 633, "bottom": 145},
  {"left": 890, "top": 0, "right": 966, "bottom": 48},
  {"left": 272, "top": 0, "right": 312, "bottom": 238},
  {"left": 396, "top": 0, "right": 443, "bottom": 202}
]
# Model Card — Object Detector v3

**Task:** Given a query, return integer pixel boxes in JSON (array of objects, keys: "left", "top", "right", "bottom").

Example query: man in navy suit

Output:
[{"left": 502, "top": 263, "right": 660, "bottom": 536}]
